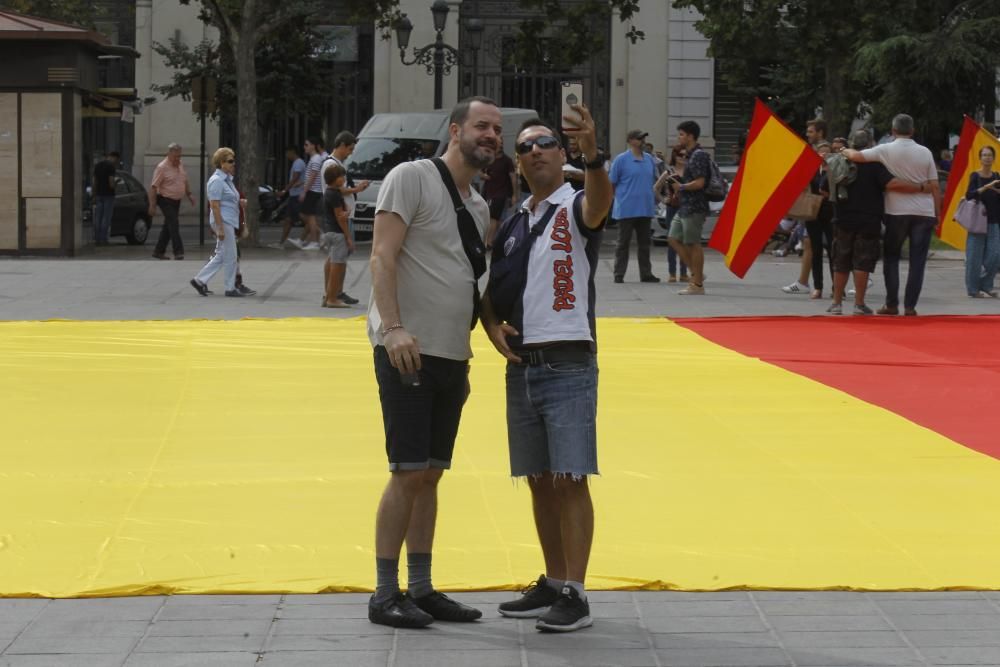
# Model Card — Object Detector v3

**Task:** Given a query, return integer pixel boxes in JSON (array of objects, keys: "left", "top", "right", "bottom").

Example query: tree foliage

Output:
[
  {"left": 674, "top": 0, "right": 1000, "bottom": 149},
  {"left": 4, "top": 0, "right": 102, "bottom": 28}
]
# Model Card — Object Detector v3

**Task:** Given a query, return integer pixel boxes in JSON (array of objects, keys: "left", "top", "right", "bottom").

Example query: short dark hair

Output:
[
  {"left": 807, "top": 119, "right": 828, "bottom": 137},
  {"left": 449, "top": 96, "right": 499, "bottom": 127},
  {"left": 981, "top": 146, "right": 996, "bottom": 159},
  {"left": 677, "top": 120, "right": 701, "bottom": 140},
  {"left": 286, "top": 145, "right": 299, "bottom": 154},
  {"left": 108, "top": 151, "right": 120, "bottom": 159},
  {"left": 848, "top": 130, "right": 870, "bottom": 150},
  {"left": 307, "top": 136, "right": 324, "bottom": 149},
  {"left": 333, "top": 131, "right": 356, "bottom": 148},
  {"left": 516, "top": 118, "right": 561, "bottom": 146},
  {"left": 324, "top": 162, "right": 346, "bottom": 184}
]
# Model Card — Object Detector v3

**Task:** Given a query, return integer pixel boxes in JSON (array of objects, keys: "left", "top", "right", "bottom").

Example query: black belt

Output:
[
  {"left": 157, "top": 195, "right": 181, "bottom": 203},
  {"left": 511, "top": 341, "right": 593, "bottom": 366}
]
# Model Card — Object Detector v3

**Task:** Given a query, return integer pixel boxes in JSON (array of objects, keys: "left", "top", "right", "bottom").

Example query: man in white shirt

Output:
[
  {"left": 481, "top": 104, "right": 612, "bottom": 633},
  {"left": 843, "top": 114, "right": 940, "bottom": 315}
]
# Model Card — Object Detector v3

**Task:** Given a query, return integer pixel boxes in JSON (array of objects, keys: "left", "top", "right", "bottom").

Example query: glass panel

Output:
[{"left": 344, "top": 138, "right": 440, "bottom": 180}]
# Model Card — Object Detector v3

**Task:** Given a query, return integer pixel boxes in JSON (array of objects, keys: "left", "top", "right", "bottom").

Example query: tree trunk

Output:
[
  {"left": 823, "top": 53, "right": 848, "bottom": 139},
  {"left": 235, "top": 0, "right": 261, "bottom": 245}
]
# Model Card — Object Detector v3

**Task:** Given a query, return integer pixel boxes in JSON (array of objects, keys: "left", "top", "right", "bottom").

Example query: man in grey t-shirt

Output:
[
  {"left": 366, "top": 96, "right": 499, "bottom": 629},
  {"left": 843, "top": 113, "right": 940, "bottom": 315}
]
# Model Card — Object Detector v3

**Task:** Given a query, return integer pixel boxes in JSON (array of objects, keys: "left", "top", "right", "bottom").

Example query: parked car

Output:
[{"left": 105, "top": 170, "right": 153, "bottom": 245}]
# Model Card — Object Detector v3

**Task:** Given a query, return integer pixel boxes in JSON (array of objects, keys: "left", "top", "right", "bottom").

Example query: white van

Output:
[{"left": 344, "top": 107, "right": 538, "bottom": 235}]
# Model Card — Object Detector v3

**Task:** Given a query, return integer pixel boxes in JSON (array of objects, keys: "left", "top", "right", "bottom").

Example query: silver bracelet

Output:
[{"left": 381, "top": 323, "right": 404, "bottom": 336}]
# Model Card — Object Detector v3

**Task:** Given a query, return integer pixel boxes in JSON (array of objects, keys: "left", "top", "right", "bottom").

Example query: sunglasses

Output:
[
  {"left": 224, "top": 159, "right": 236, "bottom": 164},
  {"left": 516, "top": 135, "right": 560, "bottom": 155}
]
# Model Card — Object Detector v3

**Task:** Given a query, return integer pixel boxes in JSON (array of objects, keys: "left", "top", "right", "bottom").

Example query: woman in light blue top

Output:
[{"left": 191, "top": 147, "right": 243, "bottom": 296}]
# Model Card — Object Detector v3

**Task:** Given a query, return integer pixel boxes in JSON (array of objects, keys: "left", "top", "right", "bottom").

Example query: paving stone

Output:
[
  {"left": 42, "top": 598, "right": 162, "bottom": 621},
  {"left": 655, "top": 647, "right": 791, "bottom": 666},
  {"left": 394, "top": 649, "right": 524, "bottom": 666},
  {"left": 777, "top": 631, "right": 906, "bottom": 648},
  {"left": 652, "top": 632, "right": 780, "bottom": 649},
  {"left": 876, "top": 600, "right": 998, "bottom": 616},
  {"left": 163, "top": 594, "right": 282, "bottom": 606},
  {"left": 767, "top": 615, "right": 892, "bottom": 632},
  {"left": 891, "top": 614, "right": 1000, "bottom": 631},
  {"left": 522, "top": 626, "right": 648, "bottom": 650},
  {"left": 396, "top": 622, "right": 520, "bottom": 651},
  {"left": 526, "top": 648, "right": 660, "bottom": 666},
  {"left": 156, "top": 604, "right": 277, "bottom": 622},
  {"left": 4, "top": 635, "right": 138, "bottom": 655},
  {"left": 0, "top": 655, "right": 130, "bottom": 666},
  {"left": 588, "top": 602, "right": 641, "bottom": 619},
  {"left": 869, "top": 592, "right": 988, "bottom": 601},
  {"left": 634, "top": 592, "right": 750, "bottom": 602},
  {"left": 277, "top": 604, "right": 372, "bottom": 620},
  {"left": 257, "top": 652, "right": 390, "bottom": 667},
  {"left": 134, "top": 635, "right": 266, "bottom": 653},
  {"left": 755, "top": 599, "right": 878, "bottom": 616},
  {"left": 637, "top": 600, "right": 759, "bottom": 617},
  {"left": 904, "top": 630, "right": 1000, "bottom": 647},
  {"left": 270, "top": 618, "right": 394, "bottom": 636},
  {"left": 787, "top": 647, "right": 925, "bottom": 666},
  {"left": 281, "top": 593, "right": 371, "bottom": 605},
  {"left": 645, "top": 616, "right": 769, "bottom": 634},
  {"left": 0, "top": 602, "right": 48, "bottom": 624},
  {"left": 0, "top": 623, "right": 31, "bottom": 641},
  {"left": 124, "top": 653, "right": 260, "bottom": 666},
  {"left": 146, "top": 619, "right": 272, "bottom": 637},
  {"left": 265, "top": 635, "right": 394, "bottom": 652},
  {"left": 921, "top": 646, "right": 1000, "bottom": 665},
  {"left": 18, "top": 619, "right": 148, "bottom": 638}
]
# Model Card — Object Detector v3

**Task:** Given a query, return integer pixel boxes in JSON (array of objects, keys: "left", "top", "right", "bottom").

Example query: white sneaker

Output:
[
  {"left": 847, "top": 278, "right": 874, "bottom": 297},
  {"left": 285, "top": 238, "right": 305, "bottom": 249},
  {"left": 782, "top": 281, "right": 809, "bottom": 294},
  {"left": 303, "top": 242, "right": 321, "bottom": 250}
]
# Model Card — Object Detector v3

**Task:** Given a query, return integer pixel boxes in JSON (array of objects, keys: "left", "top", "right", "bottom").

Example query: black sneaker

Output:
[
  {"left": 338, "top": 292, "right": 359, "bottom": 305},
  {"left": 189, "top": 279, "right": 209, "bottom": 297},
  {"left": 412, "top": 591, "right": 482, "bottom": 622},
  {"left": 237, "top": 284, "right": 257, "bottom": 296},
  {"left": 368, "top": 592, "right": 434, "bottom": 628},
  {"left": 640, "top": 275, "right": 661, "bottom": 283},
  {"left": 224, "top": 289, "right": 245, "bottom": 297},
  {"left": 535, "top": 586, "right": 592, "bottom": 632},
  {"left": 498, "top": 575, "right": 560, "bottom": 618}
]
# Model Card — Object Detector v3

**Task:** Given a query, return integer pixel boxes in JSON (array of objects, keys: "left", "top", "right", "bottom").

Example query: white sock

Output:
[{"left": 565, "top": 580, "right": 586, "bottom": 600}]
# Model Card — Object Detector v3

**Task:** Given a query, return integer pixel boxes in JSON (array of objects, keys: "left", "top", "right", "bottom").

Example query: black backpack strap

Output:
[{"left": 431, "top": 158, "right": 486, "bottom": 279}]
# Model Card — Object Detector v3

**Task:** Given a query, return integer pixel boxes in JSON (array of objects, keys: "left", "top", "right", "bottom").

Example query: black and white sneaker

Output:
[
  {"left": 237, "top": 284, "right": 257, "bottom": 296},
  {"left": 535, "top": 586, "right": 592, "bottom": 633},
  {"left": 412, "top": 591, "right": 482, "bottom": 622},
  {"left": 338, "top": 292, "right": 359, "bottom": 305},
  {"left": 498, "top": 575, "right": 560, "bottom": 618},
  {"left": 368, "top": 592, "right": 434, "bottom": 628}
]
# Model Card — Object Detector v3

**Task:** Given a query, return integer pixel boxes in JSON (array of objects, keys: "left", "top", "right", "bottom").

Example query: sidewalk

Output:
[{"left": 1, "top": 226, "right": 998, "bottom": 667}]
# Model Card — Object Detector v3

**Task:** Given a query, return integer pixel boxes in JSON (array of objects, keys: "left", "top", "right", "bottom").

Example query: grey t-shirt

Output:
[{"left": 366, "top": 159, "right": 489, "bottom": 361}]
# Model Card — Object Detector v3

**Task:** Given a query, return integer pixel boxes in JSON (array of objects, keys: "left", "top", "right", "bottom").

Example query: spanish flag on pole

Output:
[
  {"left": 710, "top": 99, "right": 822, "bottom": 278},
  {"left": 938, "top": 116, "right": 1000, "bottom": 251}
]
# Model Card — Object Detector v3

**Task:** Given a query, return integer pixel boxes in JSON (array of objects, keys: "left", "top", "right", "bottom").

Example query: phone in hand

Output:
[{"left": 561, "top": 81, "right": 584, "bottom": 129}]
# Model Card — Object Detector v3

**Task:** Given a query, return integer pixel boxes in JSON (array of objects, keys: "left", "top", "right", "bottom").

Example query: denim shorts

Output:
[
  {"left": 374, "top": 346, "right": 468, "bottom": 471},
  {"left": 322, "top": 232, "right": 350, "bottom": 263},
  {"left": 505, "top": 354, "right": 599, "bottom": 478}
]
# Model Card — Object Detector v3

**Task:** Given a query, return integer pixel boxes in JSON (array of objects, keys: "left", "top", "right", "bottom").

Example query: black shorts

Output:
[
  {"left": 373, "top": 346, "right": 469, "bottom": 471},
  {"left": 487, "top": 197, "right": 508, "bottom": 220},
  {"left": 284, "top": 195, "right": 301, "bottom": 222},
  {"left": 301, "top": 190, "right": 322, "bottom": 216},
  {"left": 833, "top": 224, "right": 881, "bottom": 273}
]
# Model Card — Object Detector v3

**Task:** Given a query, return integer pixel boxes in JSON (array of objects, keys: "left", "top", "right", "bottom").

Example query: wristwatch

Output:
[{"left": 583, "top": 152, "right": 606, "bottom": 170}]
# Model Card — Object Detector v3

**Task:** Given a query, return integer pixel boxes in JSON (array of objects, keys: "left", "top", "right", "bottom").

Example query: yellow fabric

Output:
[
  {"left": 1, "top": 318, "right": 999, "bottom": 598},
  {"left": 940, "top": 124, "right": 1000, "bottom": 251}
]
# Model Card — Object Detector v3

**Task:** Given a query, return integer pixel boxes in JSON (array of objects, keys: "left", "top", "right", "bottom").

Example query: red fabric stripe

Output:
[
  {"left": 938, "top": 116, "right": 978, "bottom": 236},
  {"left": 674, "top": 315, "right": 1000, "bottom": 460}
]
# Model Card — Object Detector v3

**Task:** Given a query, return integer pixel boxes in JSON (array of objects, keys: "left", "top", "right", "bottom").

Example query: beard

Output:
[{"left": 458, "top": 130, "right": 497, "bottom": 170}]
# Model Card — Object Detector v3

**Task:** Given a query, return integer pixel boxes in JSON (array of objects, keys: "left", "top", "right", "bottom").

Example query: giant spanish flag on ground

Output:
[
  {"left": 938, "top": 116, "right": 1000, "bottom": 251},
  {"left": 710, "top": 99, "right": 822, "bottom": 278},
  {"left": 1, "top": 316, "right": 1000, "bottom": 597}
]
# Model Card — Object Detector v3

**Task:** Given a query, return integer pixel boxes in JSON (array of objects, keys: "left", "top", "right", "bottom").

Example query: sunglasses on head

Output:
[{"left": 516, "top": 135, "right": 560, "bottom": 155}]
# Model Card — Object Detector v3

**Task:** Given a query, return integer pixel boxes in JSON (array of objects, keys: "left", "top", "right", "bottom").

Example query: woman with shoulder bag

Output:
[
  {"left": 964, "top": 146, "right": 1000, "bottom": 298},
  {"left": 653, "top": 146, "right": 689, "bottom": 282}
]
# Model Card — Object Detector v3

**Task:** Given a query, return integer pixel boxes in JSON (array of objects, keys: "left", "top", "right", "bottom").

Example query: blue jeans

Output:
[
  {"left": 505, "top": 353, "right": 599, "bottom": 478},
  {"left": 665, "top": 207, "right": 687, "bottom": 277},
  {"left": 94, "top": 195, "right": 114, "bottom": 243},
  {"left": 965, "top": 225, "right": 1000, "bottom": 295},
  {"left": 194, "top": 229, "right": 238, "bottom": 292},
  {"left": 882, "top": 214, "right": 936, "bottom": 310}
]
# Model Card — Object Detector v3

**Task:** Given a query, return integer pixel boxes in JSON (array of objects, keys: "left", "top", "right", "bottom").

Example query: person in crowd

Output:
[
  {"left": 294, "top": 137, "right": 327, "bottom": 250},
  {"left": 806, "top": 141, "right": 835, "bottom": 298},
  {"left": 964, "top": 145, "right": 1000, "bottom": 298},
  {"left": 481, "top": 103, "right": 612, "bottom": 633},
  {"left": 667, "top": 121, "right": 710, "bottom": 294},
  {"left": 366, "top": 96, "right": 498, "bottom": 629},
  {"left": 653, "top": 146, "right": 689, "bottom": 282},
  {"left": 610, "top": 129, "right": 660, "bottom": 283},
  {"left": 831, "top": 137, "right": 847, "bottom": 153},
  {"left": 320, "top": 163, "right": 354, "bottom": 308},
  {"left": 190, "top": 148, "right": 243, "bottom": 297},
  {"left": 322, "top": 131, "right": 370, "bottom": 305},
  {"left": 939, "top": 148, "right": 954, "bottom": 173},
  {"left": 479, "top": 142, "right": 517, "bottom": 247},
  {"left": 93, "top": 150, "right": 119, "bottom": 245},
  {"left": 564, "top": 135, "right": 587, "bottom": 192},
  {"left": 278, "top": 146, "right": 306, "bottom": 247},
  {"left": 828, "top": 130, "right": 922, "bottom": 314},
  {"left": 645, "top": 141, "right": 665, "bottom": 176},
  {"left": 150, "top": 143, "right": 195, "bottom": 260},
  {"left": 806, "top": 118, "right": 828, "bottom": 146},
  {"left": 843, "top": 113, "right": 940, "bottom": 315}
]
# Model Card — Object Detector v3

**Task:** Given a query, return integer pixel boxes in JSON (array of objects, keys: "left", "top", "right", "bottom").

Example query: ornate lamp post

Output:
[{"left": 394, "top": 0, "right": 484, "bottom": 109}]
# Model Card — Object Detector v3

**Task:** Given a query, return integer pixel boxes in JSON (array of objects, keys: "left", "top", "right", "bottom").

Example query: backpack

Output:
[
  {"left": 695, "top": 149, "right": 729, "bottom": 202},
  {"left": 824, "top": 153, "right": 857, "bottom": 202}
]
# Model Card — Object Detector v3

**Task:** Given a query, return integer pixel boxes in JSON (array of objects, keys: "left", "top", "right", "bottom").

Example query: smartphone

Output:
[{"left": 561, "top": 81, "right": 584, "bottom": 129}]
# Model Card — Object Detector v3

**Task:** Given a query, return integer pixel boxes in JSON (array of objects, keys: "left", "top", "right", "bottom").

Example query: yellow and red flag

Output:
[
  {"left": 938, "top": 116, "right": 1000, "bottom": 251},
  {"left": 710, "top": 99, "right": 822, "bottom": 278}
]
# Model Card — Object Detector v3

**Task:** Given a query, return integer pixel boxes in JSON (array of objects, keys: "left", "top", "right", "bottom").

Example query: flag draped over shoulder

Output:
[
  {"left": 709, "top": 99, "right": 822, "bottom": 278},
  {"left": 938, "top": 117, "right": 1000, "bottom": 251}
]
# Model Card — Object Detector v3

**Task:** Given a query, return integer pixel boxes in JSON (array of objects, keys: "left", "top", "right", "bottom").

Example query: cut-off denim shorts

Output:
[{"left": 505, "top": 354, "right": 599, "bottom": 479}]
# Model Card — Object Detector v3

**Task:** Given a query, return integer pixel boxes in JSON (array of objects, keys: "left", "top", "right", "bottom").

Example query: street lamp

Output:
[
  {"left": 466, "top": 18, "right": 483, "bottom": 96},
  {"left": 394, "top": 2, "right": 483, "bottom": 109}
]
